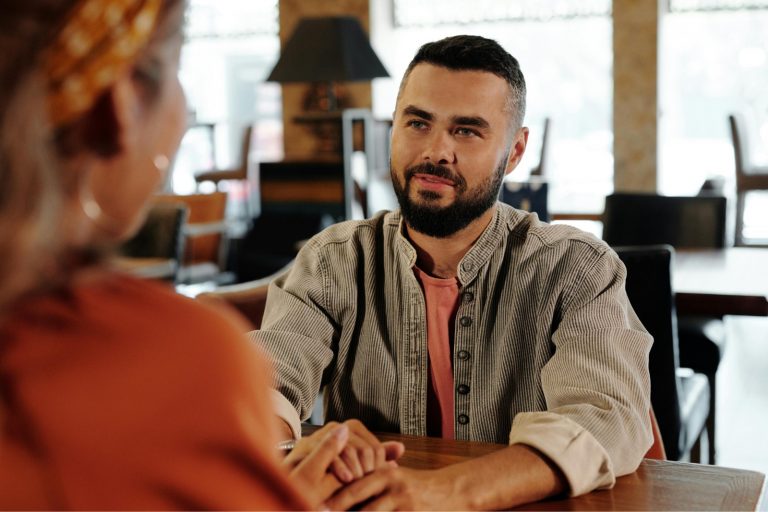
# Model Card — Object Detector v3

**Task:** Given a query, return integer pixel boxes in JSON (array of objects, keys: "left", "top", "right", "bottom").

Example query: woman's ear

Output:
[{"left": 69, "top": 71, "right": 141, "bottom": 159}]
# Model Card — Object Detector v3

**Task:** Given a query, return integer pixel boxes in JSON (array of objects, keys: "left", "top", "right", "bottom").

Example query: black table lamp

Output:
[{"left": 266, "top": 16, "right": 389, "bottom": 112}]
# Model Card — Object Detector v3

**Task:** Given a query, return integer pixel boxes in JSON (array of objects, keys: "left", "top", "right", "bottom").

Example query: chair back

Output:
[
  {"left": 614, "top": 245, "right": 684, "bottom": 460},
  {"left": 530, "top": 117, "right": 551, "bottom": 178},
  {"left": 729, "top": 113, "right": 750, "bottom": 178},
  {"left": 728, "top": 114, "right": 768, "bottom": 246},
  {"left": 119, "top": 202, "right": 188, "bottom": 281},
  {"left": 603, "top": 193, "right": 726, "bottom": 249},
  {"left": 155, "top": 192, "right": 230, "bottom": 283},
  {"left": 500, "top": 180, "right": 549, "bottom": 222},
  {"left": 195, "top": 125, "right": 253, "bottom": 184},
  {"left": 234, "top": 124, "right": 254, "bottom": 180}
]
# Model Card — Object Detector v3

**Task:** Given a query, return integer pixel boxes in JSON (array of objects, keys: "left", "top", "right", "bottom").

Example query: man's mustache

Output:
[{"left": 404, "top": 162, "right": 466, "bottom": 188}]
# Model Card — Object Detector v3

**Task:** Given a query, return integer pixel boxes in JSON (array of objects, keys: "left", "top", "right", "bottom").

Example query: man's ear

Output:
[
  {"left": 77, "top": 72, "right": 140, "bottom": 158},
  {"left": 504, "top": 127, "right": 529, "bottom": 176}
]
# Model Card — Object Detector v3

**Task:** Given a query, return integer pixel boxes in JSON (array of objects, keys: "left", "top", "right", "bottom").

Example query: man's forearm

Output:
[
  {"left": 327, "top": 442, "right": 567, "bottom": 510},
  {"left": 440, "top": 444, "right": 566, "bottom": 510}
]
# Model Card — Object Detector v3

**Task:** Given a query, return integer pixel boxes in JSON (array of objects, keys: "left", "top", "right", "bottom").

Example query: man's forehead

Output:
[{"left": 396, "top": 64, "right": 510, "bottom": 120}]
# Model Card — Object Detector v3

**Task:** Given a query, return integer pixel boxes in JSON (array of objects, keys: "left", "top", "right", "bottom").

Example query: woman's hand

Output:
[
  {"left": 284, "top": 424, "right": 351, "bottom": 507},
  {"left": 284, "top": 420, "right": 405, "bottom": 503}
]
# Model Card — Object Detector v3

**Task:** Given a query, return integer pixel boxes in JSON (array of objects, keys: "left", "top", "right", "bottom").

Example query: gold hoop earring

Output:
[
  {"left": 79, "top": 180, "right": 123, "bottom": 235},
  {"left": 153, "top": 154, "right": 170, "bottom": 176}
]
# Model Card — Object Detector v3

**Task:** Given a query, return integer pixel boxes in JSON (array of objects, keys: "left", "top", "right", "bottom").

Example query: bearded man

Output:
[{"left": 251, "top": 35, "right": 652, "bottom": 509}]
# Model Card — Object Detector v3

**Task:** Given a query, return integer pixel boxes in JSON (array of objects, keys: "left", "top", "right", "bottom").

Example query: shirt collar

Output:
[{"left": 389, "top": 204, "right": 525, "bottom": 285}]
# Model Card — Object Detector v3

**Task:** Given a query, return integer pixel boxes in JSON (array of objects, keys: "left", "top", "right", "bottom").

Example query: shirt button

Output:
[
  {"left": 461, "top": 291, "right": 474, "bottom": 303},
  {"left": 457, "top": 384, "right": 470, "bottom": 395},
  {"left": 457, "top": 350, "right": 471, "bottom": 361},
  {"left": 462, "top": 261, "right": 474, "bottom": 272},
  {"left": 459, "top": 316, "right": 472, "bottom": 327},
  {"left": 458, "top": 414, "right": 470, "bottom": 425}
]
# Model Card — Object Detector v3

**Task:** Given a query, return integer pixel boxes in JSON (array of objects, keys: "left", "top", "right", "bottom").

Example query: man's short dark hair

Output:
[{"left": 399, "top": 35, "right": 526, "bottom": 129}]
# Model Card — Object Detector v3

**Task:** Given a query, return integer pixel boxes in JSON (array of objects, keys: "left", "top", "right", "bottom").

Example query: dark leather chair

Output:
[
  {"left": 614, "top": 245, "right": 710, "bottom": 462},
  {"left": 603, "top": 193, "right": 726, "bottom": 249},
  {"left": 499, "top": 179, "right": 549, "bottom": 222},
  {"left": 119, "top": 202, "right": 188, "bottom": 282},
  {"left": 603, "top": 192, "right": 726, "bottom": 463}
]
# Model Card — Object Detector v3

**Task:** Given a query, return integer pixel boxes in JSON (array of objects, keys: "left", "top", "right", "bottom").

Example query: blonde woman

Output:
[{"left": 0, "top": 1, "right": 402, "bottom": 508}]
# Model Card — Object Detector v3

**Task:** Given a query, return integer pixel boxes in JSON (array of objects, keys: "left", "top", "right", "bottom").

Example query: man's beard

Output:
[{"left": 391, "top": 159, "right": 506, "bottom": 238}]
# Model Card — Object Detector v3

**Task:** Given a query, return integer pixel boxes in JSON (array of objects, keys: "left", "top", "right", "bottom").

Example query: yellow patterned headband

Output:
[{"left": 44, "top": 0, "right": 162, "bottom": 128}]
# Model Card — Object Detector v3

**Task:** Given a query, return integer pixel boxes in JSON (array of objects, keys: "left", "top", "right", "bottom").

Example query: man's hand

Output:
[
  {"left": 327, "top": 443, "right": 567, "bottom": 511},
  {"left": 284, "top": 420, "right": 405, "bottom": 490},
  {"left": 325, "top": 466, "right": 457, "bottom": 511}
]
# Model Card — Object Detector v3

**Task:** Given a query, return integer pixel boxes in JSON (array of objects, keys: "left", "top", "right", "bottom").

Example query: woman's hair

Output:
[{"left": 0, "top": 0, "right": 183, "bottom": 315}]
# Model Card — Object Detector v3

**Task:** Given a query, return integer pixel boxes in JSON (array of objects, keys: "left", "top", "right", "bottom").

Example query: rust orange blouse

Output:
[{"left": 0, "top": 273, "right": 309, "bottom": 510}]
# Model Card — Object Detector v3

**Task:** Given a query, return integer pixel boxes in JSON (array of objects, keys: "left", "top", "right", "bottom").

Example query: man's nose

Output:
[{"left": 420, "top": 130, "right": 455, "bottom": 165}]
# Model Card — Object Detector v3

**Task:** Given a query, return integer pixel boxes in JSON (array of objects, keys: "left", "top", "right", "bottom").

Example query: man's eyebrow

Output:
[
  {"left": 452, "top": 116, "right": 490, "bottom": 130},
  {"left": 402, "top": 105, "right": 433, "bottom": 121}
]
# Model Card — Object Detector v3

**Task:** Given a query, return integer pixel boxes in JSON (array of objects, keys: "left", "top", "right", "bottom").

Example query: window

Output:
[
  {"left": 660, "top": 4, "right": 768, "bottom": 240},
  {"left": 174, "top": 0, "right": 282, "bottom": 194}
]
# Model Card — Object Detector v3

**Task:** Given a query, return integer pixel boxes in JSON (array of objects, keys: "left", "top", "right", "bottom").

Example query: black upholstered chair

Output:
[
  {"left": 614, "top": 245, "right": 710, "bottom": 462},
  {"left": 603, "top": 192, "right": 727, "bottom": 463},
  {"left": 499, "top": 179, "right": 549, "bottom": 222},
  {"left": 119, "top": 202, "right": 188, "bottom": 282}
]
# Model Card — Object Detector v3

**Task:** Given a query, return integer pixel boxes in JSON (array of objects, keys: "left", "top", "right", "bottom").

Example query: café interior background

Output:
[{"left": 173, "top": 0, "right": 768, "bottom": 474}]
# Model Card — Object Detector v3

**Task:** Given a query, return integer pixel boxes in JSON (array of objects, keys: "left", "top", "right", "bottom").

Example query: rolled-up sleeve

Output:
[{"left": 510, "top": 247, "right": 653, "bottom": 496}]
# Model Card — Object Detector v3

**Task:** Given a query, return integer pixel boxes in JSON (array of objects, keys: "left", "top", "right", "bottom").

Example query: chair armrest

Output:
[{"left": 184, "top": 221, "right": 229, "bottom": 237}]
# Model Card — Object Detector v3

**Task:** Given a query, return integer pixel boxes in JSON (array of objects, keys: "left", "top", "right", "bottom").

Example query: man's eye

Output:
[
  {"left": 455, "top": 127, "right": 478, "bottom": 137},
  {"left": 408, "top": 120, "right": 427, "bottom": 129}
]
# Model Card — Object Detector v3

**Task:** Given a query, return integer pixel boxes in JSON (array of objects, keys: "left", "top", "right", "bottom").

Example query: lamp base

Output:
[
  {"left": 295, "top": 82, "right": 350, "bottom": 156},
  {"left": 302, "top": 81, "right": 349, "bottom": 112}
]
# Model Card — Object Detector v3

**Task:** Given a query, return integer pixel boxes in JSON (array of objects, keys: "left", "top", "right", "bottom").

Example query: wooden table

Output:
[
  {"left": 303, "top": 426, "right": 766, "bottom": 511},
  {"left": 674, "top": 247, "right": 768, "bottom": 317}
]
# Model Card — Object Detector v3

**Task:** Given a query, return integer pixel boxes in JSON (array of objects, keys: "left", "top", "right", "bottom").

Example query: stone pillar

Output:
[
  {"left": 278, "top": 0, "right": 372, "bottom": 160},
  {"left": 613, "top": 0, "right": 662, "bottom": 192}
]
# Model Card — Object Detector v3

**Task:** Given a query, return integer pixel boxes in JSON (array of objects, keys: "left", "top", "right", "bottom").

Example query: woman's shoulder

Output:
[
  {"left": 1, "top": 273, "right": 299, "bottom": 509},
  {"left": 94, "top": 273, "right": 247, "bottom": 325},
  {"left": 88, "top": 273, "right": 266, "bottom": 378},
  {"left": 4, "top": 272, "right": 266, "bottom": 399}
]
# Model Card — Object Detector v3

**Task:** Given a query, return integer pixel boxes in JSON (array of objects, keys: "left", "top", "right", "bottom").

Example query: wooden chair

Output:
[
  {"left": 530, "top": 117, "right": 551, "bottom": 178},
  {"left": 194, "top": 125, "right": 253, "bottom": 187},
  {"left": 728, "top": 113, "right": 768, "bottom": 246},
  {"left": 154, "top": 192, "right": 232, "bottom": 284},
  {"left": 194, "top": 125, "right": 255, "bottom": 221},
  {"left": 614, "top": 245, "right": 710, "bottom": 463}
]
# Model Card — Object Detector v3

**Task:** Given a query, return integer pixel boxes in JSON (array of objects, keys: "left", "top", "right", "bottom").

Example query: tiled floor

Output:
[{"left": 715, "top": 316, "right": 768, "bottom": 474}]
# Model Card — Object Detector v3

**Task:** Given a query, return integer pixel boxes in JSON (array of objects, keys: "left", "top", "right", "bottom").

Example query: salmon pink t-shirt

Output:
[{"left": 413, "top": 267, "right": 460, "bottom": 439}]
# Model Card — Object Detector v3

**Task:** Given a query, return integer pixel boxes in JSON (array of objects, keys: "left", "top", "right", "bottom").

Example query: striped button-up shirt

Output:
[{"left": 250, "top": 203, "right": 652, "bottom": 495}]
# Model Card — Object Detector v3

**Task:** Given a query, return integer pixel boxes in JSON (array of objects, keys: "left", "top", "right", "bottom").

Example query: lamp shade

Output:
[{"left": 267, "top": 16, "right": 389, "bottom": 83}]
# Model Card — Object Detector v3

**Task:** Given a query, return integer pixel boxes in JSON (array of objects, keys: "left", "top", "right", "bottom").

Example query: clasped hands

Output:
[{"left": 282, "top": 420, "right": 453, "bottom": 511}]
